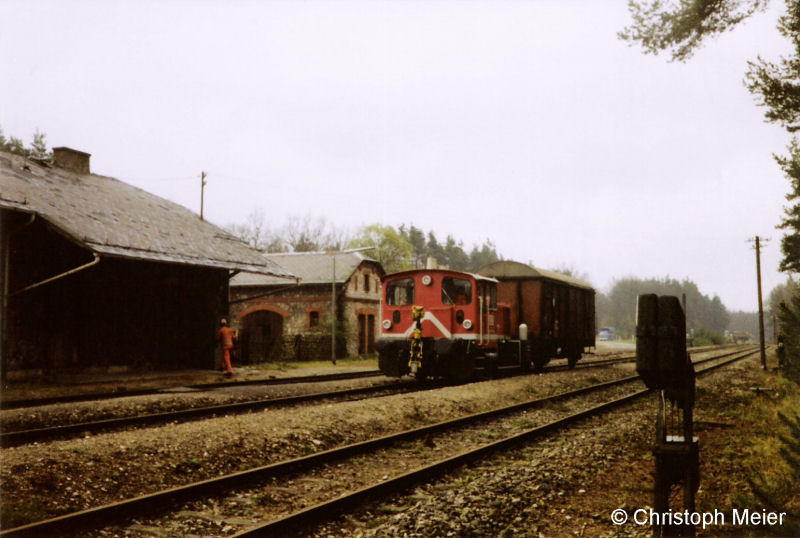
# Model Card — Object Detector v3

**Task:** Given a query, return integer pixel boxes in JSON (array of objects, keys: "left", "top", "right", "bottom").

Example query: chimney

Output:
[{"left": 52, "top": 147, "right": 91, "bottom": 174}]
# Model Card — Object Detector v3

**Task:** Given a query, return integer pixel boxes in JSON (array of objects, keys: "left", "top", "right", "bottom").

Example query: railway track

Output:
[
  {"left": 1, "top": 348, "right": 650, "bottom": 447},
  {"left": 0, "top": 348, "right": 735, "bottom": 447},
  {"left": 0, "top": 344, "right": 729, "bottom": 411},
  {"left": 0, "top": 346, "right": 758, "bottom": 537},
  {"left": 0, "top": 369, "right": 386, "bottom": 410},
  {"left": 0, "top": 380, "right": 414, "bottom": 447},
  {"left": 234, "top": 346, "right": 758, "bottom": 537}
]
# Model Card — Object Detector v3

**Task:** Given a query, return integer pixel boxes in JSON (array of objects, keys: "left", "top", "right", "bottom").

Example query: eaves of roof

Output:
[{"left": 0, "top": 151, "right": 294, "bottom": 278}]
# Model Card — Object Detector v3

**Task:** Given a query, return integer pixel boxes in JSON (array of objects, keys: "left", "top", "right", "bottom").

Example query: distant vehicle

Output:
[
  {"left": 598, "top": 327, "right": 615, "bottom": 341},
  {"left": 731, "top": 331, "right": 750, "bottom": 344}
]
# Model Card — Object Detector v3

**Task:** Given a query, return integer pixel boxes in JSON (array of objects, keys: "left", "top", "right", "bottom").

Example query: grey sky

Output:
[{"left": 1, "top": 0, "right": 793, "bottom": 312}]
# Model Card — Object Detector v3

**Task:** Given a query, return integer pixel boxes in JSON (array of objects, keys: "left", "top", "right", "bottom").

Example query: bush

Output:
[
  {"left": 777, "top": 289, "right": 800, "bottom": 383},
  {"left": 693, "top": 327, "right": 725, "bottom": 346}
]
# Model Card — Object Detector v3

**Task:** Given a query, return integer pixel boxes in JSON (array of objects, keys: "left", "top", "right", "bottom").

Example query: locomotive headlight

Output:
[
  {"left": 462, "top": 319, "right": 473, "bottom": 330},
  {"left": 382, "top": 319, "right": 392, "bottom": 330},
  {"left": 421, "top": 275, "right": 432, "bottom": 286}
]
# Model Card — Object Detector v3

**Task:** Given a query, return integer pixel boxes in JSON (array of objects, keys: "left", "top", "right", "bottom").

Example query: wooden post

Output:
[
  {"left": 331, "top": 254, "right": 336, "bottom": 365},
  {"left": 755, "top": 236, "right": 767, "bottom": 370}
]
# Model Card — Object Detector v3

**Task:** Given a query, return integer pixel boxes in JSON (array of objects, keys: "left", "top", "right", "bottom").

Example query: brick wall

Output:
[{"left": 229, "top": 262, "right": 383, "bottom": 362}]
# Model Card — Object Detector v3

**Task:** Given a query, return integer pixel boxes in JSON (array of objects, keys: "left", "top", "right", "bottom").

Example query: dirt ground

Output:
[{"left": 310, "top": 349, "right": 797, "bottom": 537}]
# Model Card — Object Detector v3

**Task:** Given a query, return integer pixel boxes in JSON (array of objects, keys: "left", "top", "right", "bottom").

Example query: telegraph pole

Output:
[
  {"left": 200, "top": 171, "right": 207, "bottom": 220},
  {"left": 749, "top": 236, "right": 769, "bottom": 370}
]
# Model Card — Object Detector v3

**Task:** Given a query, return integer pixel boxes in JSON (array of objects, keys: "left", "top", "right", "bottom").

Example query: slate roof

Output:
[
  {"left": 478, "top": 260, "right": 594, "bottom": 290},
  {"left": 0, "top": 150, "right": 293, "bottom": 277},
  {"left": 231, "top": 251, "right": 382, "bottom": 287}
]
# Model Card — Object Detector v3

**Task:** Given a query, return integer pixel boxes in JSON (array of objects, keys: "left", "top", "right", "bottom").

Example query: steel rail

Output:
[
  {"left": 234, "top": 347, "right": 761, "bottom": 536},
  {"left": 1, "top": 346, "right": 750, "bottom": 447},
  {"left": 0, "top": 344, "right": 739, "bottom": 410},
  {"left": 0, "top": 380, "right": 416, "bottom": 447},
  {"left": 0, "top": 351, "right": 645, "bottom": 446},
  {"left": 0, "top": 369, "right": 385, "bottom": 410},
  {"left": 543, "top": 343, "right": 742, "bottom": 373},
  {"left": 0, "top": 355, "right": 631, "bottom": 447},
  {"left": 0, "top": 346, "right": 758, "bottom": 537}
]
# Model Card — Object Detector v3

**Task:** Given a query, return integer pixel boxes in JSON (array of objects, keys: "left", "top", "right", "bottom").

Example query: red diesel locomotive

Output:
[{"left": 375, "top": 261, "right": 595, "bottom": 380}]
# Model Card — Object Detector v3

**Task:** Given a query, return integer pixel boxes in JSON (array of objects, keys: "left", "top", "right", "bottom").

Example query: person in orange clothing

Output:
[{"left": 216, "top": 318, "right": 236, "bottom": 377}]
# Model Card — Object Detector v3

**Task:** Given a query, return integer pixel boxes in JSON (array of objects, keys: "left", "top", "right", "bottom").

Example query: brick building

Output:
[
  {"left": 230, "top": 251, "right": 384, "bottom": 362},
  {"left": 0, "top": 148, "right": 290, "bottom": 379}
]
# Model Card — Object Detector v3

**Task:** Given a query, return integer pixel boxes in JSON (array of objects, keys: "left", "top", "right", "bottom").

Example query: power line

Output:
[{"left": 117, "top": 175, "right": 199, "bottom": 183}]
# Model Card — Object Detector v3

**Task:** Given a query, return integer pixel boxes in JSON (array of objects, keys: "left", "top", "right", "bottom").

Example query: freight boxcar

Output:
[{"left": 477, "top": 260, "right": 595, "bottom": 370}]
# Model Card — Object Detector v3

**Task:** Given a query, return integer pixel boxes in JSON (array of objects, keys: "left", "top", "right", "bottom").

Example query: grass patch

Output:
[
  {"left": 510, "top": 417, "right": 535, "bottom": 429},
  {"left": 375, "top": 503, "right": 408, "bottom": 514},
  {"left": 1, "top": 497, "right": 47, "bottom": 529},
  {"left": 402, "top": 401, "right": 427, "bottom": 422},
  {"left": 702, "top": 367, "right": 800, "bottom": 535},
  {"left": 252, "top": 356, "right": 378, "bottom": 371}
]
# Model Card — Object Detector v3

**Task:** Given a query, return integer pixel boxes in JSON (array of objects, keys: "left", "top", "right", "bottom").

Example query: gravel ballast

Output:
[{"left": 1, "top": 364, "right": 634, "bottom": 529}]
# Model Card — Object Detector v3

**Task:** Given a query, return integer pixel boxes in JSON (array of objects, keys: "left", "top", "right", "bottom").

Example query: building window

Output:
[
  {"left": 309, "top": 310, "right": 320, "bottom": 327},
  {"left": 364, "top": 274, "right": 370, "bottom": 292}
]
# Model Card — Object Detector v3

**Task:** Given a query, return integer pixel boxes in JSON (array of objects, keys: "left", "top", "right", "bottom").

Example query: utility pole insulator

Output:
[{"left": 200, "top": 171, "right": 207, "bottom": 221}]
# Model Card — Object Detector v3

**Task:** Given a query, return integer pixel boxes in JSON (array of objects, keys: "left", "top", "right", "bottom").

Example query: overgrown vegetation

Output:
[
  {"left": 252, "top": 355, "right": 377, "bottom": 371},
  {"left": 746, "top": 408, "right": 800, "bottom": 535},
  {"left": 776, "top": 288, "right": 800, "bottom": 382},
  {"left": 733, "top": 377, "right": 800, "bottom": 535},
  {"left": 692, "top": 327, "right": 726, "bottom": 346},
  {"left": 0, "top": 496, "right": 47, "bottom": 530}
]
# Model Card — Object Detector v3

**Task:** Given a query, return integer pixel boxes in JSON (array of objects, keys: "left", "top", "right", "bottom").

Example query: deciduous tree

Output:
[{"left": 347, "top": 224, "right": 413, "bottom": 273}]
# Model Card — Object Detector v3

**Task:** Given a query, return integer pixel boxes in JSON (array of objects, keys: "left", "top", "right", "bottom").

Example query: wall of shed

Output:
[
  {"left": 2, "top": 213, "right": 228, "bottom": 379},
  {"left": 230, "top": 263, "right": 381, "bottom": 362},
  {"left": 231, "top": 284, "right": 334, "bottom": 362}
]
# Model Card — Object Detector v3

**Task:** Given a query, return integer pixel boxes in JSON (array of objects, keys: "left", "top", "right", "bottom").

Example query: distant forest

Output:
[
  {"left": 227, "top": 209, "right": 777, "bottom": 342},
  {"left": 594, "top": 277, "right": 756, "bottom": 343}
]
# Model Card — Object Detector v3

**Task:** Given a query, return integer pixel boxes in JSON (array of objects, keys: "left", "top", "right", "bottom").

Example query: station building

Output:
[
  {"left": 0, "top": 148, "right": 291, "bottom": 380},
  {"left": 230, "top": 251, "right": 384, "bottom": 362}
]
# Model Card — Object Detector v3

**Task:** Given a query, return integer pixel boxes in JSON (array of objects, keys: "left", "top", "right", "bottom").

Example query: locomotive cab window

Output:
[
  {"left": 441, "top": 277, "right": 471, "bottom": 305},
  {"left": 386, "top": 278, "right": 414, "bottom": 305}
]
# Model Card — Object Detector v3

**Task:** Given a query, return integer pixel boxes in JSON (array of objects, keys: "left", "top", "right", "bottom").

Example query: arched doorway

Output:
[{"left": 239, "top": 310, "right": 284, "bottom": 363}]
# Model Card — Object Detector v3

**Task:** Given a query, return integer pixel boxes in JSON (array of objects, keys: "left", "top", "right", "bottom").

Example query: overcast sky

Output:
[{"left": 1, "top": 0, "right": 794, "bottom": 312}]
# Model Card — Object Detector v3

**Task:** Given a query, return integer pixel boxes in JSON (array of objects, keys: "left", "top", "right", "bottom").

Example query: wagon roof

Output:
[
  {"left": 477, "top": 260, "right": 594, "bottom": 290},
  {"left": 231, "top": 250, "right": 383, "bottom": 287},
  {"left": 0, "top": 150, "right": 293, "bottom": 277}
]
